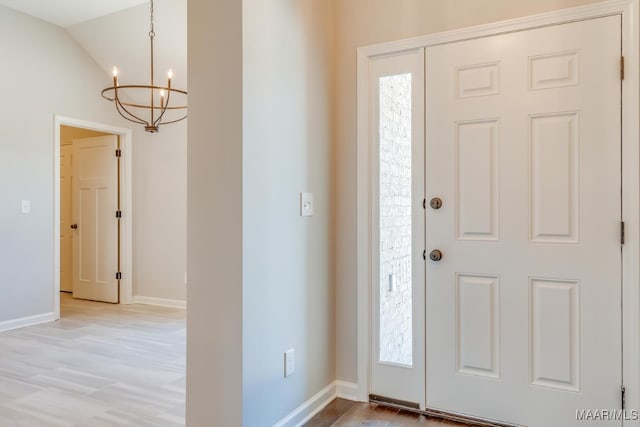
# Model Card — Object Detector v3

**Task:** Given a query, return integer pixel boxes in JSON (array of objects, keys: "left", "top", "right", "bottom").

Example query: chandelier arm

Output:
[
  {"left": 153, "top": 86, "right": 172, "bottom": 126},
  {"left": 153, "top": 104, "right": 169, "bottom": 127},
  {"left": 104, "top": 85, "right": 186, "bottom": 95},
  {"left": 157, "top": 114, "right": 188, "bottom": 126},
  {"left": 115, "top": 97, "right": 149, "bottom": 125},
  {"left": 112, "top": 101, "right": 187, "bottom": 110}
]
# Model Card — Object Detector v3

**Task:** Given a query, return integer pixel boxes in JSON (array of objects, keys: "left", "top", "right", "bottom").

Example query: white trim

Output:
[
  {"left": 272, "top": 381, "right": 337, "bottom": 427},
  {"left": 132, "top": 296, "right": 186, "bottom": 309},
  {"left": 620, "top": 0, "right": 640, "bottom": 417},
  {"left": 53, "top": 115, "right": 134, "bottom": 320},
  {"left": 356, "top": 27, "right": 372, "bottom": 403},
  {"left": 356, "top": 0, "right": 640, "bottom": 417},
  {"left": 336, "top": 381, "right": 358, "bottom": 402},
  {"left": 358, "top": 0, "right": 634, "bottom": 58},
  {"left": 0, "top": 312, "right": 55, "bottom": 333}
]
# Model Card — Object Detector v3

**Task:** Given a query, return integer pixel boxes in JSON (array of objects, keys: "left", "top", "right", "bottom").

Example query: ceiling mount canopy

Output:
[{"left": 101, "top": 0, "right": 187, "bottom": 133}]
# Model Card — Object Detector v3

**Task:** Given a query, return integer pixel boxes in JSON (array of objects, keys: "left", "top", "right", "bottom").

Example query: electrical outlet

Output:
[{"left": 284, "top": 349, "right": 295, "bottom": 378}]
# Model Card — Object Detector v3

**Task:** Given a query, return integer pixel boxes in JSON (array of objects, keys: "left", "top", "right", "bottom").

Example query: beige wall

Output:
[
  {"left": 187, "top": 0, "right": 334, "bottom": 424},
  {"left": 131, "top": 120, "right": 187, "bottom": 302},
  {"left": 332, "top": 0, "right": 603, "bottom": 383},
  {"left": 0, "top": 5, "right": 123, "bottom": 323},
  {"left": 0, "top": 4, "right": 187, "bottom": 326},
  {"left": 187, "top": 0, "right": 243, "bottom": 424},
  {"left": 68, "top": 5, "right": 188, "bottom": 304},
  {"left": 242, "top": 0, "right": 334, "bottom": 424}
]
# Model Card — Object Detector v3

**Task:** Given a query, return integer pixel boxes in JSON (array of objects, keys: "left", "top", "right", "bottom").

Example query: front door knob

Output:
[{"left": 429, "top": 249, "right": 443, "bottom": 262}]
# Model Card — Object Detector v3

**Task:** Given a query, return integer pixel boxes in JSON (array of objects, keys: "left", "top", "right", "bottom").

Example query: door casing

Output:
[
  {"left": 53, "top": 115, "right": 134, "bottom": 317},
  {"left": 356, "top": 0, "right": 640, "bottom": 417}
]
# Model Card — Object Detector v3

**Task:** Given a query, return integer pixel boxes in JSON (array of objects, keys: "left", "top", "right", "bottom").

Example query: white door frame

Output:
[
  {"left": 53, "top": 115, "right": 134, "bottom": 318},
  {"left": 356, "top": 0, "right": 640, "bottom": 416}
]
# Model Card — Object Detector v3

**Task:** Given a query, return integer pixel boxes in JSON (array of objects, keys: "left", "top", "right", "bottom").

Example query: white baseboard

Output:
[
  {"left": 273, "top": 382, "right": 337, "bottom": 427},
  {"left": 132, "top": 296, "right": 186, "bottom": 309},
  {"left": 336, "top": 381, "right": 358, "bottom": 401},
  {"left": 0, "top": 312, "right": 55, "bottom": 333}
]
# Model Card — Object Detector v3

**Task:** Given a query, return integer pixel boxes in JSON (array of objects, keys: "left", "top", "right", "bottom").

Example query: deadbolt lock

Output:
[{"left": 430, "top": 197, "right": 443, "bottom": 210}]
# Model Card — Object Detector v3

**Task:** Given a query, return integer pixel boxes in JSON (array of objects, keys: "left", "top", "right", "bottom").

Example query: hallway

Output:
[{"left": 0, "top": 294, "right": 185, "bottom": 426}]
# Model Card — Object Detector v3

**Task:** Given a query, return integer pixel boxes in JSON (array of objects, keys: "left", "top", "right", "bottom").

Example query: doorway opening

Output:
[{"left": 54, "top": 116, "right": 133, "bottom": 319}]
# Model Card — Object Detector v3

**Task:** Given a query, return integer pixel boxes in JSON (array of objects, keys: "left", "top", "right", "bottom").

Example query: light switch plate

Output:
[
  {"left": 300, "top": 192, "right": 313, "bottom": 217},
  {"left": 21, "top": 200, "right": 31, "bottom": 214},
  {"left": 284, "top": 349, "right": 295, "bottom": 377}
]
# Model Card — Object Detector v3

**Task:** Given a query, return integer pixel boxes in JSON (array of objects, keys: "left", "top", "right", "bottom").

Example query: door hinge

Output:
[
  {"left": 115, "top": 149, "right": 122, "bottom": 157},
  {"left": 621, "top": 56, "right": 625, "bottom": 80},
  {"left": 621, "top": 221, "right": 625, "bottom": 245},
  {"left": 116, "top": 272, "right": 122, "bottom": 280},
  {"left": 423, "top": 250, "right": 426, "bottom": 260},
  {"left": 423, "top": 198, "right": 426, "bottom": 209},
  {"left": 622, "top": 385, "right": 626, "bottom": 410},
  {"left": 116, "top": 210, "right": 122, "bottom": 218}
]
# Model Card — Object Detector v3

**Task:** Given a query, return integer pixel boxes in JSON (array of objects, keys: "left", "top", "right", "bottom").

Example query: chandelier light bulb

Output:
[
  {"left": 160, "top": 89, "right": 166, "bottom": 97},
  {"left": 167, "top": 69, "right": 173, "bottom": 80},
  {"left": 112, "top": 66, "right": 119, "bottom": 77}
]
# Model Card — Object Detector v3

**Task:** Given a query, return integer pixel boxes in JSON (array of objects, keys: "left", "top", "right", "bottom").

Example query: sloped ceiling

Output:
[
  {"left": 0, "top": 0, "right": 187, "bottom": 92},
  {"left": 0, "top": 0, "right": 150, "bottom": 27}
]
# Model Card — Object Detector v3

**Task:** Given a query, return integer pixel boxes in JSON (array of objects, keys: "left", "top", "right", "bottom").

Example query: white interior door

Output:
[
  {"left": 72, "top": 135, "right": 119, "bottom": 303},
  {"left": 425, "top": 16, "right": 622, "bottom": 426},
  {"left": 370, "top": 49, "right": 425, "bottom": 408},
  {"left": 60, "top": 145, "right": 73, "bottom": 292}
]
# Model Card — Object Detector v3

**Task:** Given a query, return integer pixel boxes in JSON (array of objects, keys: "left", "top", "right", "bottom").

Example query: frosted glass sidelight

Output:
[{"left": 378, "top": 73, "right": 413, "bottom": 366}]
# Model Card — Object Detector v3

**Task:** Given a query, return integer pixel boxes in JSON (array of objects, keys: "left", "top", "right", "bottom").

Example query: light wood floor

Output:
[
  {"left": 0, "top": 296, "right": 475, "bottom": 427},
  {"left": 0, "top": 293, "right": 185, "bottom": 427}
]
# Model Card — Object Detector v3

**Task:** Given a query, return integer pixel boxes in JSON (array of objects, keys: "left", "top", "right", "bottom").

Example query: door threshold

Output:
[
  {"left": 423, "top": 408, "right": 518, "bottom": 427},
  {"left": 369, "top": 395, "right": 518, "bottom": 427},
  {"left": 369, "top": 394, "right": 420, "bottom": 410}
]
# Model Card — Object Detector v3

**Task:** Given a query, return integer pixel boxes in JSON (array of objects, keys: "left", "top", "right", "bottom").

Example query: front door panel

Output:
[{"left": 425, "top": 16, "right": 622, "bottom": 426}]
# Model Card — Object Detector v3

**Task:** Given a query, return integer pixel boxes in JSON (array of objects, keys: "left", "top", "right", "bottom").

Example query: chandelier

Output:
[{"left": 101, "top": 0, "right": 187, "bottom": 133}]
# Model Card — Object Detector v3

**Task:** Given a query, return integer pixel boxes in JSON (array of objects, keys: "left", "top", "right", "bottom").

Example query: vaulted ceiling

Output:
[
  {"left": 0, "top": 0, "right": 187, "bottom": 89},
  {"left": 0, "top": 0, "right": 150, "bottom": 27}
]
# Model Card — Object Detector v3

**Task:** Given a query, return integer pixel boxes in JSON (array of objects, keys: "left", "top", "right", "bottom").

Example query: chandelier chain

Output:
[{"left": 149, "top": 0, "right": 155, "bottom": 38}]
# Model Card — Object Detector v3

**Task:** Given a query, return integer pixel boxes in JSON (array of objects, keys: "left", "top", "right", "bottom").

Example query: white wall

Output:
[
  {"left": 187, "top": 0, "right": 334, "bottom": 424},
  {"left": 242, "top": 0, "right": 334, "bottom": 425},
  {"left": 130, "top": 120, "right": 187, "bottom": 301},
  {"left": 0, "top": 5, "right": 123, "bottom": 323},
  {"left": 332, "top": 0, "right": 605, "bottom": 384},
  {"left": 68, "top": 2, "right": 187, "bottom": 302},
  {"left": 0, "top": 2, "right": 187, "bottom": 330}
]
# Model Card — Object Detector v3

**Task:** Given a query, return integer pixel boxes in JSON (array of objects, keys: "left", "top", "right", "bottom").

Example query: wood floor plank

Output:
[
  {"left": 1, "top": 297, "right": 476, "bottom": 426},
  {"left": 0, "top": 294, "right": 186, "bottom": 427},
  {"left": 305, "top": 400, "right": 475, "bottom": 427}
]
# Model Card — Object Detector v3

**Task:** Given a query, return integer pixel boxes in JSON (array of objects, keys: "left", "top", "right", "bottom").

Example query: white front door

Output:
[
  {"left": 71, "top": 136, "right": 120, "bottom": 303},
  {"left": 60, "top": 145, "right": 73, "bottom": 292},
  {"left": 425, "top": 16, "right": 622, "bottom": 426},
  {"left": 369, "top": 49, "right": 426, "bottom": 407}
]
